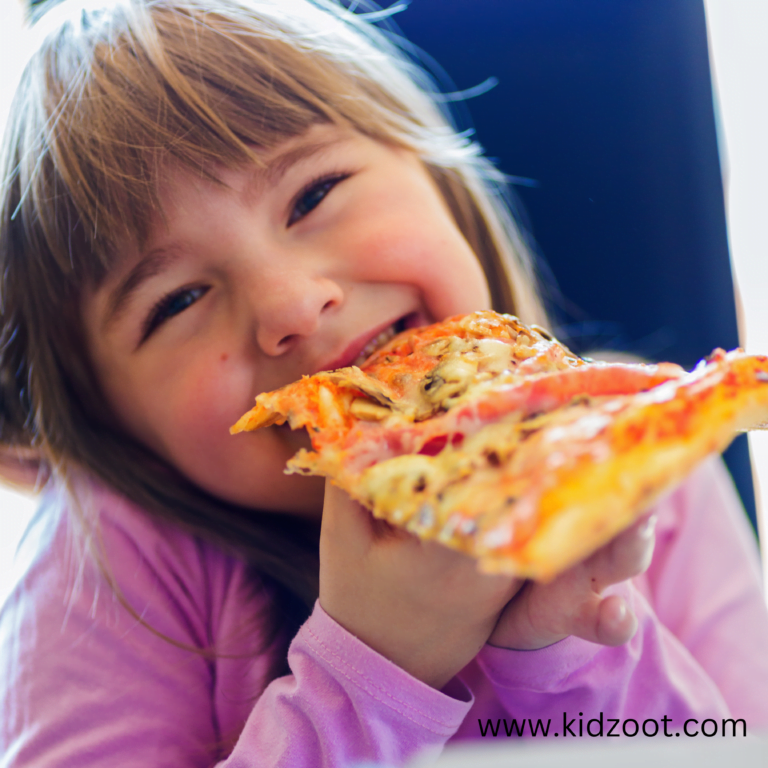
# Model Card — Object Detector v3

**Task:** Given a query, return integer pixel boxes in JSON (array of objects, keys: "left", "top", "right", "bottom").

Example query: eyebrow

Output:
[
  {"left": 101, "top": 133, "right": 348, "bottom": 330},
  {"left": 102, "top": 248, "right": 178, "bottom": 331},
  {"left": 262, "top": 134, "right": 347, "bottom": 185}
]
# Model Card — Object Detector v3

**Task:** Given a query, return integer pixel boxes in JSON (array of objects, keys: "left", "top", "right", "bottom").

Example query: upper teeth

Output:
[{"left": 353, "top": 324, "right": 398, "bottom": 366}]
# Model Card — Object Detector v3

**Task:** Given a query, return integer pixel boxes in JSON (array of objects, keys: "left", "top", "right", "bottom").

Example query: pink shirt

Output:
[{"left": 2, "top": 458, "right": 767, "bottom": 767}]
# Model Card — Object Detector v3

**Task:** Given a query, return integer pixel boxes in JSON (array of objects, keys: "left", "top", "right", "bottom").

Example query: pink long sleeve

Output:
[
  {"left": 223, "top": 605, "right": 471, "bottom": 767},
  {"left": 639, "top": 457, "right": 768, "bottom": 723},
  {"left": 0, "top": 484, "right": 470, "bottom": 767}
]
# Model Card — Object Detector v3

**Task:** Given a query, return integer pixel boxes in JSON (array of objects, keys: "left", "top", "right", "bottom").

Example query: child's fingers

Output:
[
  {"left": 551, "top": 592, "right": 639, "bottom": 647},
  {"left": 588, "top": 512, "right": 657, "bottom": 592},
  {"left": 594, "top": 594, "right": 639, "bottom": 646},
  {"left": 497, "top": 586, "right": 638, "bottom": 650},
  {"left": 490, "top": 510, "right": 654, "bottom": 649},
  {"left": 566, "top": 592, "right": 638, "bottom": 647},
  {"left": 547, "top": 514, "right": 651, "bottom": 646}
]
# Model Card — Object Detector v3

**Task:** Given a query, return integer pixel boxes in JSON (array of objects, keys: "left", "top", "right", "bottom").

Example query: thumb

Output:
[
  {"left": 586, "top": 593, "right": 638, "bottom": 647},
  {"left": 491, "top": 583, "right": 638, "bottom": 650},
  {"left": 565, "top": 590, "right": 638, "bottom": 647}
]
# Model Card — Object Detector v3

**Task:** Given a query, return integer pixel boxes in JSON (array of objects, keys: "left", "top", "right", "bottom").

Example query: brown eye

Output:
[
  {"left": 288, "top": 173, "right": 349, "bottom": 226},
  {"left": 141, "top": 285, "right": 210, "bottom": 342}
]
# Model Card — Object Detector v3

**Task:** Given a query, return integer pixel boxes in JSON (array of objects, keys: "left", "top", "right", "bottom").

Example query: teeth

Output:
[{"left": 353, "top": 323, "right": 398, "bottom": 366}]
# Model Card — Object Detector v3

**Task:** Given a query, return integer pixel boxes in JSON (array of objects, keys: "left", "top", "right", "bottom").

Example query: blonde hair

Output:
[{"left": 0, "top": 0, "right": 546, "bottom": 628}]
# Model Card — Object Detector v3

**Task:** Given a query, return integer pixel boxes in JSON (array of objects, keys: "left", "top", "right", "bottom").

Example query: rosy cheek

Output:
[
  {"left": 163, "top": 355, "right": 245, "bottom": 449},
  {"left": 358, "top": 226, "right": 487, "bottom": 317}
]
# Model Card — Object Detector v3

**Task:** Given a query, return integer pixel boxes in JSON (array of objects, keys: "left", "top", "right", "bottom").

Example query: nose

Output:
[{"left": 251, "top": 266, "right": 344, "bottom": 356}]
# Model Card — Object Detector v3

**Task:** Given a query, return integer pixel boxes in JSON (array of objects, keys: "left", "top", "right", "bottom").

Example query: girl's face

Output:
[{"left": 82, "top": 125, "right": 491, "bottom": 517}]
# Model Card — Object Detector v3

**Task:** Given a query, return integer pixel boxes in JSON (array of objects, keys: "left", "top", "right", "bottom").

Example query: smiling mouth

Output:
[{"left": 352, "top": 316, "right": 410, "bottom": 367}]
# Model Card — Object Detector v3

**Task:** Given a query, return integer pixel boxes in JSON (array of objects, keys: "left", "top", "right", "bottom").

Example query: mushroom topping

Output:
[{"left": 349, "top": 398, "right": 392, "bottom": 422}]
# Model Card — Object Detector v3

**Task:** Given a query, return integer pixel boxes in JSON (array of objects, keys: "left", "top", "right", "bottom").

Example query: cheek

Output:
[
  {"left": 163, "top": 354, "right": 249, "bottom": 449},
  {"left": 159, "top": 356, "right": 323, "bottom": 513},
  {"left": 348, "top": 214, "right": 491, "bottom": 318},
  {"left": 116, "top": 345, "right": 248, "bottom": 468}
]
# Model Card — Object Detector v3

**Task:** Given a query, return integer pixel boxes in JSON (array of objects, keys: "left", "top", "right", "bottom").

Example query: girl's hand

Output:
[
  {"left": 319, "top": 482, "right": 523, "bottom": 690},
  {"left": 488, "top": 513, "right": 657, "bottom": 650}
]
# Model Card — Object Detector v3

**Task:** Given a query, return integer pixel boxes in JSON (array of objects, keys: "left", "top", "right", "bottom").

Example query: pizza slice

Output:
[{"left": 231, "top": 310, "right": 768, "bottom": 580}]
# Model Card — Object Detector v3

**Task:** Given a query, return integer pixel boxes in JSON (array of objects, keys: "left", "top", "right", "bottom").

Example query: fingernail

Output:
[{"left": 638, "top": 514, "right": 657, "bottom": 538}]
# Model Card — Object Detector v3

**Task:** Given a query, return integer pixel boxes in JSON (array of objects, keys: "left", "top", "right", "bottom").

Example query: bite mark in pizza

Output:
[{"left": 231, "top": 311, "right": 768, "bottom": 580}]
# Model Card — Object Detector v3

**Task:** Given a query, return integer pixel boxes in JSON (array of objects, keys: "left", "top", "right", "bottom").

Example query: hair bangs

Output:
[{"left": 9, "top": 0, "right": 466, "bottom": 292}]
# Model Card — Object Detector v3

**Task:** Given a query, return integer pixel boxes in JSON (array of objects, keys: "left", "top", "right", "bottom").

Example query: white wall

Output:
[
  {"left": 704, "top": 0, "right": 768, "bottom": 592},
  {"left": 0, "top": 0, "right": 26, "bottom": 128},
  {"left": 0, "top": 487, "right": 36, "bottom": 606}
]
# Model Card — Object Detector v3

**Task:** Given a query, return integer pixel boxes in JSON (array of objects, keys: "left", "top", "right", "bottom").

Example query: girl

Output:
[{"left": 1, "top": 0, "right": 767, "bottom": 765}]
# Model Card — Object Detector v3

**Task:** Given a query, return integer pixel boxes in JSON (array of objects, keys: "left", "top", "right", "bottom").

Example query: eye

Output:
[
  {"left": 141, "top": 285, "right": 210, "bottom": 343},
  {"left": 287, "top": 172, "right": 350, "bottom": 227}
]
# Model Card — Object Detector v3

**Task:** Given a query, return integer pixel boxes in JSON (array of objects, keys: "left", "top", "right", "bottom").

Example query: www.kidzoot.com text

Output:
[{"left": 478, "top": 713, "right": 747, "bottom": 739}]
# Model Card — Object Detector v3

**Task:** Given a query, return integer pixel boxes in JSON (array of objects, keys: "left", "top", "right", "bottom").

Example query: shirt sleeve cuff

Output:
[
  {"left": 477, "top": 634, "right": 603, "bottom": 691},
  {"left": 297, "top": 601, "right": 473, "bottom": 736}
]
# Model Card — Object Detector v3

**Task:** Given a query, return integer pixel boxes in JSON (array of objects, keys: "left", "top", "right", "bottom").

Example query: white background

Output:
[
  {"left": 704, "top": 0, "right": 768, "bottom": 597},
  {"left": 1, "top": 0, "right": 767, "bottom": 604}
]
